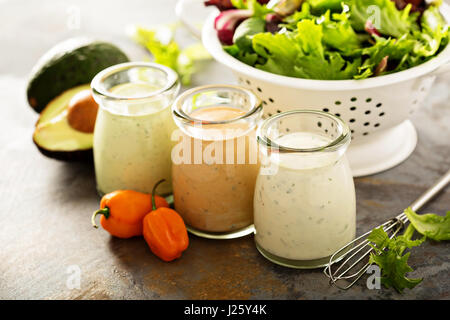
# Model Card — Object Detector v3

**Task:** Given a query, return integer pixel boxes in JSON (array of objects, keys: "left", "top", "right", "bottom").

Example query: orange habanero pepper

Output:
[
  {"left": 143, "top": 179, "right": 189, "bottom": 262},
  {"left": 91, "top": 189, "right": 169, "bottom": 239}
]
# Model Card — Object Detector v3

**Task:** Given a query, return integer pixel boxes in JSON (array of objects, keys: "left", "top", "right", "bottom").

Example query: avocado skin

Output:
[
  {"left": 33, "top": 141, "right": 93, "bottom": 162},
  {"left": 27, "top": 38, "right": 129, "bottom": 113}
]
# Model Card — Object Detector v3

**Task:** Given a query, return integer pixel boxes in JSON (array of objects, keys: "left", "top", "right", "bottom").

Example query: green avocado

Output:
[
  {"left": 27, "top": 37, "right": 129, "bottom": 113},
  {"left": 33, "top": 85, "right": 93, "bottom": 162}
]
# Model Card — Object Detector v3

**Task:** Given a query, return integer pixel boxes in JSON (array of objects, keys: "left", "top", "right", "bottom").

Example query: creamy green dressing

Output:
[{"left": 93, "top": 83, "right": 175, "bottom": 195}]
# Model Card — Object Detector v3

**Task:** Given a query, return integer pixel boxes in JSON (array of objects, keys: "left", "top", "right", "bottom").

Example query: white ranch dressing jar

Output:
[{"left": 254, "top": 110, "right": 356, "bottom": 268}]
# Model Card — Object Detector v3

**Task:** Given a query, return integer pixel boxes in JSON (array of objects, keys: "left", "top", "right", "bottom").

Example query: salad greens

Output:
[
  {"left": 130, "top": 24, "right": 211, "bottom": 85},
  {"left": 404, "top": 207, "right": 450, "bottom": 241},
  {"left": 368, "top": 224, "right": 424, "bottom": 293},
  {"left": 368, "top": 207, "right": 450, "bottom": 293},
  {"left": 213, "top": 0, "right": 449, "bottom": 80}
]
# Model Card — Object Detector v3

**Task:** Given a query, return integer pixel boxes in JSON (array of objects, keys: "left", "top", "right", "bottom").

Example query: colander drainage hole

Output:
[
  {"left": 363, "top": 132, "right": 369, "bottom": 136},
  {"left": 350, "top": 97, "right": 357, "bottom": 102},
  {"left": 374, "top": 123, "right": 380, "bottom": 127},
  {"left": 257, "top": 87, "right": 262, "bottom": 92},
  {"left": 364, "top": 122, "right": 370, "bottom": 126},
  {"left": 317, "top": 121, "right": 322, "bottom": 127},
  {"left": 376, "top": 103, "right": 382, "bottom": 108},
  {"left": 379, "top": 112, "right": 385, "bottom": 117},
  {"left": 335, "top": 101, "right": 341, "bottom": 105},
  {"left": 366, "top": 98, "right": 372, "bottom": 103},
  {"left": 323, "top": 108, "right": 329, "bottom": 112},
  {"left": 335, "top": 113, "right": 341, "bottom": 117},
  {"left": 365, "top": 110, "right": 371, "bottom": 115},
  {"left": 349, "top": 119, "right": 355, "bottom": 123},
  {"left": 350, "top": 106, "right": 356, "bottom": 111},
  {"left": 246, "top": 80, "right": 251, "bottom": 85},
  {"left": 269, "top": 98, "right": 274, "bottom": 103}
]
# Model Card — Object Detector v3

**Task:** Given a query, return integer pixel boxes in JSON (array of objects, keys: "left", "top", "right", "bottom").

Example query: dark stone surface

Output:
[{"left": 0, "top": 0, "right": 448, "bottom": 299}]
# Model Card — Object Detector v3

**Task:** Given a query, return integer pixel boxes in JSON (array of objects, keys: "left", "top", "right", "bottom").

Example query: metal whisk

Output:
[{"left": 324, "top": 169, "right": 450, "bottom": 290}]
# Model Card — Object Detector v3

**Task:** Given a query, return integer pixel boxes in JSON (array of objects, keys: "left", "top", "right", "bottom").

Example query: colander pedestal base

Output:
[{"left": 347, "top": 120, "right": 417, "bottom": 177}]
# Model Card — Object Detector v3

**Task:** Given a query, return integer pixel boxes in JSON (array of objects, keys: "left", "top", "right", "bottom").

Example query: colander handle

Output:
[{"left": 175, "top": 0, "right": 218, "bottom": 39}]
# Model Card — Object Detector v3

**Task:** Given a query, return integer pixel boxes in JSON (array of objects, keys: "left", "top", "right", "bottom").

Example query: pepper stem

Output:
[
  {"left": 91, "top": 207, "right": 110, "bottom": 228},
  {"left": 152, "top": 179, "right": 166, "bottom": 211}
]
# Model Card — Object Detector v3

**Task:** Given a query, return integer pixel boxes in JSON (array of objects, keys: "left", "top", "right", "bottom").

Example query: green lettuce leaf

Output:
[
  {"left": 410, "top": 5, "right": 449, "bottom": 58},
  {"left": 368, "top": 226, "right": 425, "bottom": 293},
  {"left": 231, "top": 0, "right": 272, "bottom": 16},
  {"left": 355, "top": 35, "right": 416, "bottom": 77},
  {"left": 350, "top": 0, "right": 418, "bottom": 38},
  {"left": 252, "top": 31, "right": 302, "bottom": 76},
  {"left": 283, "top": 2, "right": 314, "bottom": 28},
  {"left": 320, "top": 9, "right": 360, "bottom": 53},
  {"left": 130, "top": 24, "right": 211, "bottom": 85},
  {"left": 253, "top": 20, "right": 360, "bottom": 79},
  {"left": 306, "top": 0, "right": 348, "bottom": 14},
  {"left": 404, "top": 207, "right": 450, "bottom": 241}
]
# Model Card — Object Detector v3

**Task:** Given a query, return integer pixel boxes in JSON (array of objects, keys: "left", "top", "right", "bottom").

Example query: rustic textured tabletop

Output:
[{"left": 0, "top": 0, "right": 449, "bottom": 299}]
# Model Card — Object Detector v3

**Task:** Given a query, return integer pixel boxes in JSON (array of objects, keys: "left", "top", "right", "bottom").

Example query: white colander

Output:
[{"left": 177, "top": 0, "right": 450, "bottom": 176}]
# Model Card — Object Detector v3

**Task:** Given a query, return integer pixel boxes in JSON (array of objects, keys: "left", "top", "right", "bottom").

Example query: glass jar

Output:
[
  {"left": 254, "top": 110, "right": 356, "bottom": 268},
  {"left": 91, "top": 62, "right": 180, "bottom": 196},
  {"left": 171, "top": 85, "right": 262, "bottom": 239}
]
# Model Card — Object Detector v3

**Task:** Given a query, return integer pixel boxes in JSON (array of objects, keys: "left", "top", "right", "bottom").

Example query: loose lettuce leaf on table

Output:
[
  {"left": 368, "top": 226, "right": 425, "bottom": 293},
  {"left": 404, "top": 207, "right": 450, "bottom": 241}
]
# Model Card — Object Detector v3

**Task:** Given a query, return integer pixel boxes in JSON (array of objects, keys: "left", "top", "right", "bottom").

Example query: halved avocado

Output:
[
  {"left": 33, "top": 85, "right": 93, "bottom": 161},
  {"left": 27, "top": 37, "right": 129, "bottom": 113}
]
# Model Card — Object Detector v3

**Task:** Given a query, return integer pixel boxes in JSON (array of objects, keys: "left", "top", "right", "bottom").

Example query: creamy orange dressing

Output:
[{"left": 172, "top": 106, "right": 259, "bottom": 233}]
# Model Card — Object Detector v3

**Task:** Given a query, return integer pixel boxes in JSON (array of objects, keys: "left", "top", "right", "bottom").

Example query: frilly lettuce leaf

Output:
[
  {"left": 130, "top": 24, "right": 211, "bottom": 85},
  {"left": 223, "top": 0, "right": 448, "bottom": 80},
  {"left": 411, "top": 5, "right": 449, "bottom": 58},
  {"left": 252, "top": 20, "right": 360, "bottom": 79},
  {"left": 320, "top": 9, "right": 360, "bottom": 53},
  {"left": 404, "top": 207, "right": 450, "bottom": 241},
  {"left": 306, "top": 0, "right": 349, "bottom": 14},
  {"left": 368, "top": 226, "right": 425, "bottom": 293},
  {"left": 350, "top": 0, "right": 419, "bottom": 38}
]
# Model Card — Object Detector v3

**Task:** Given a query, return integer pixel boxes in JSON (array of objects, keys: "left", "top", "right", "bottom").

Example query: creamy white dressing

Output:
[
  {"left": 254, "top": 132, "right": 356, "bottom": 261},
  {"left": 93, "top": 83, "right": 176, "bottom": 195}
]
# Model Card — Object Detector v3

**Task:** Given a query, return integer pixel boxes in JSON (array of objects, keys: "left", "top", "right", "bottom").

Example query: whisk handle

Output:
[{"left": 410, "top": 169, "right": 450, "bottom": 212}]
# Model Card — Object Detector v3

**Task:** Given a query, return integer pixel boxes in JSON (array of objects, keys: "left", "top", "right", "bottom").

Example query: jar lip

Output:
[
  {"left": 91, "top": 62, "right": 179, "bottom": 101},
  {"left": 257, "top": 110, "right": 351, "bottom": 153},
  {"left": 172, "top": 84, "right": 262, "bottom": 125}
]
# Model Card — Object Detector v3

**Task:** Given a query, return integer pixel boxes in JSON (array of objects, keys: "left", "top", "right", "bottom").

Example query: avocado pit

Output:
[{"left": 67, "top": 90, "right": 99, "bottom": 133}]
